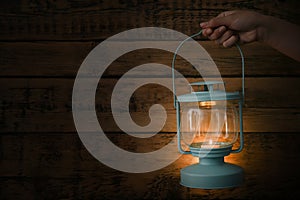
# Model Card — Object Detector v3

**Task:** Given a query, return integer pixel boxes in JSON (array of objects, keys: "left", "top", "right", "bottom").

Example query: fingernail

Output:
[
  {"left": 219, "top": 26, "right": 226, "bottom": 32},
  {"left": 206, "top": 29, "right": 212, "bottom": 34},
  {"left": 200, "top": 22, "right": 208, "bottom": 28}
]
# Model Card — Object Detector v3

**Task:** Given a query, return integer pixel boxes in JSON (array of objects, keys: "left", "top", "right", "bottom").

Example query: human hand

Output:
[{"left": 200, "top": 10, "right": 266, "bottom": 47}]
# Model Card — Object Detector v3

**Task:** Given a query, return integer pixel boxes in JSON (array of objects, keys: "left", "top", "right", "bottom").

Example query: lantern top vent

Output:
[{"left": 177, "top": 81, "right": 241, "bottom": 102}]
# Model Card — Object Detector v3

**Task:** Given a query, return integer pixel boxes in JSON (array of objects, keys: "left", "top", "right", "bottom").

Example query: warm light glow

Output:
[
  {"left": 199, "top": 101, "right": 216, "bottom": 107},
  {"left": 190, "top": 141, "right": 232, "bottom": 149},
  {"left": 181, "top": 101, "right": 239, "bottom": 149}
]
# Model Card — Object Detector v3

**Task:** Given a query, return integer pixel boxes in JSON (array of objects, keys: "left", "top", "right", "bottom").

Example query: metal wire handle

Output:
[{"left": 171, "top": 30, "right": 245, "bottom": 107}]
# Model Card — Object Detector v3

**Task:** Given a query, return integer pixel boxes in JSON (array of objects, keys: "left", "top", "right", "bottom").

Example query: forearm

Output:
[{"left": 258, "top": 15, "right": 300, "bottom": 61}]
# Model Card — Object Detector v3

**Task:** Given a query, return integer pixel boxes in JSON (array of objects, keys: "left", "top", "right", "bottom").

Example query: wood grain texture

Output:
[
  {"left": 1, "top": 133, "right": 300, "bottom": 199},
  {"left": 1, "top": 0, "right": 300, "bottom": 199},
  {"left": 0, "top": 0, "right": 299, "bottom": 40},
  {"left": 0, "top": 77, "right": 300, "bottom": 133},
  {"left": 1, "top": 41, "right": 299, "bottom": 77}
]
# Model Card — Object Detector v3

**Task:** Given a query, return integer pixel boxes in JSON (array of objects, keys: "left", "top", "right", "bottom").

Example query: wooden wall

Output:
[{"left": 1, "top": 0, "right": 300, "bottom": 199}]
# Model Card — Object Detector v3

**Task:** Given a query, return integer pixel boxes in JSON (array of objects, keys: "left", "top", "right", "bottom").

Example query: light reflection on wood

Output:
[{"left": 1, "top": 132, "right": 300, "bottom": 199}]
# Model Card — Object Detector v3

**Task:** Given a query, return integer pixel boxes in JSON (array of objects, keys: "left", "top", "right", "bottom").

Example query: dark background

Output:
[{"left": 1, "top": 0, "right": 300, "bottom": 199}]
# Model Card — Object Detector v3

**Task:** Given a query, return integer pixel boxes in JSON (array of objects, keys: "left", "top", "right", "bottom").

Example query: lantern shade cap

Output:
[
  {"left": 189, "top": 81, "right": 223, "bottom": 86},
  {"left": 177, "top": 91, "right": 240, "bottom": 102}
]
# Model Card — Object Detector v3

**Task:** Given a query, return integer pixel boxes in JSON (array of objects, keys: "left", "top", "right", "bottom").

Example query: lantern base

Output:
[{"left": 180, "top": 161, "right": 243, "bottom": 189}]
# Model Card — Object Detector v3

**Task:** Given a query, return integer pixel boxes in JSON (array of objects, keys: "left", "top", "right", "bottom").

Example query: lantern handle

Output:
[
  {"left": 171, "top": 30, "right": 245, "bottom": 107},
  {"left": 231, "top": 100, "right": 244, "bottom": 153}
]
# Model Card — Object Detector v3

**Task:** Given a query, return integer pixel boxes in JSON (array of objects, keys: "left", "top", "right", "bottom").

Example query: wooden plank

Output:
[
  {"left": 1, "top": 107, "right": 299, "bottom": 133},
  {"left": 0, "top": 77, "right": 299, "bottom": 111},
  {"left": 1, "top": 133, "right": 300, "bottom": 199},
  {"left": 0, "top": 0, "right": 299, "bottom": 40},
  {"left": 0, "top": 78, "right": 300, "bottom": 133},
  {"left": 1, "top": 41, "right": 299, "bottom": 77},
  {"left": 84, "top": 108, "right": 300, "bottom": 133}
]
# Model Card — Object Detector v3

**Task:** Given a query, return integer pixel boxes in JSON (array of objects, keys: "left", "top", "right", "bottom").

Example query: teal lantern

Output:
[{"left": 172, "top": 31, "right": 245, "bottom": 189}]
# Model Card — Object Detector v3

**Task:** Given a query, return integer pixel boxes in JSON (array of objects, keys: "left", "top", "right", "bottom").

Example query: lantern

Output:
[{"left": 172, "top": 31, "right": 245, "bottom": 189}]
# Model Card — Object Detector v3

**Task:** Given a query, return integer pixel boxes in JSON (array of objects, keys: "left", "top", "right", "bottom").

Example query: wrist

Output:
[
  {"left": 256, "top": 14, "right": 280, "bottom": 44},
  {"left": 256, "top": 14, "right": 271, "bottom": 43}
]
